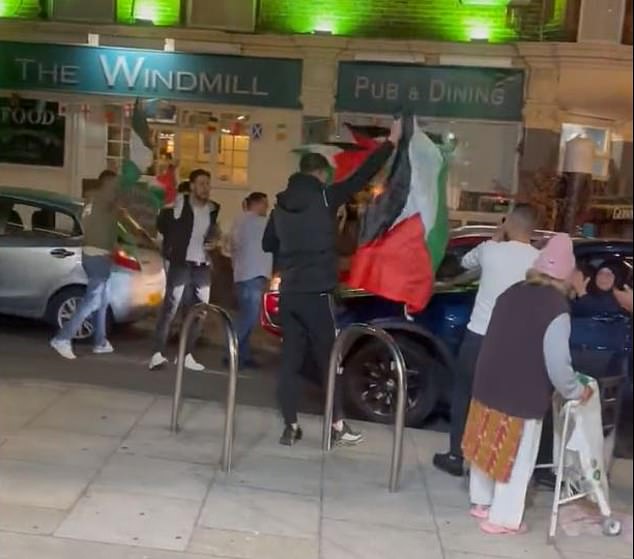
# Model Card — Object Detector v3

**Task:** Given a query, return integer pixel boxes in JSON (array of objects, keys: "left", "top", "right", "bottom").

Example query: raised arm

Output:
[
  {"left": 325, "top": 118, "right": 402, "bottom": 208},
  {"left": 325, "top": 141, "right": 395, "bottom": 208}
]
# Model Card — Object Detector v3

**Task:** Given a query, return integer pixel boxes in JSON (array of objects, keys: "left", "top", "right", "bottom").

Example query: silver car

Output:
[{"left": 0, "top": 186, "right": 166, "bottom": 339}]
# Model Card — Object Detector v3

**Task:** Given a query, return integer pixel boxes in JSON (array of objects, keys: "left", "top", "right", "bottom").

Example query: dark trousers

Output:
[
  {"left": 278, "top": 291, "right": 343, "bottom": 426},
  {"left": 449, "top": 330, "right": 484, "bottom": 457},
  {"left": 153, "top": 262, "right": 211, "bottom": 355},
  {"left": 537, "top": 407, "right": 554, "bottom": 465}
]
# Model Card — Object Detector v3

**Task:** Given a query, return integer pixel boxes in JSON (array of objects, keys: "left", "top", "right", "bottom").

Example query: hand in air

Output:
[{"left": 388, "top": 118, "right": 403, "bottom": 145}]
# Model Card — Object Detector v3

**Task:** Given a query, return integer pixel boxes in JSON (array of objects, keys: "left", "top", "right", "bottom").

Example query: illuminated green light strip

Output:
[
  {"left": 258, "top": 0, "right": 548, "bottom": 43},
  {"left": 0, "top": 0, "right": 41, "bottom": 18},
  {"left": 116, "top": 0, "right": 181, "bottom": 26}
]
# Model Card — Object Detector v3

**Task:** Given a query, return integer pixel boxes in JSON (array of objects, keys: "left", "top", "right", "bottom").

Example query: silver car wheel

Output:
[{"left": 57, "top": 296, "right": 94, "bottom": 340}]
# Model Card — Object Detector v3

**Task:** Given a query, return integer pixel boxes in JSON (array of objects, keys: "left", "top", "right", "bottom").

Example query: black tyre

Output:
[
  {"left": 343, "top": 336, "right": 440, "bottom": 426},
  {"left": 46, "top": 286, "right": 112, "bottom": 341}
]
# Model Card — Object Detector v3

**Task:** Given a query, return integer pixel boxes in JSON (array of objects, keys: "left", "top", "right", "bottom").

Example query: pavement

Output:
[{"left": 0, "top": 379, "right": 632, "bottom": 559}]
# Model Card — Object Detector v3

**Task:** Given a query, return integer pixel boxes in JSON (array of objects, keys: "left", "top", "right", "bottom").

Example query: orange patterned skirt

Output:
[{"left": 461, "top": 399, "right": 525, "bottom": 483}]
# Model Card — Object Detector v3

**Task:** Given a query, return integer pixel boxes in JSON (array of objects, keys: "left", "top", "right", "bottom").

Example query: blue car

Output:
[{"left": 262, "top": 232, "right": 632, "bottom": 426}]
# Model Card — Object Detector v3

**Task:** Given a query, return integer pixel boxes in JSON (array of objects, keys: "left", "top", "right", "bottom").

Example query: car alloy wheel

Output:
[
  {"left": 359, "top": 359, "right": 422, "bottom": 418},
  {"left": 344, "top": 337, "right": 439, "bottom": 426},
  {"left": 57, "top": 296, "right": 94, "bottom": 340}
]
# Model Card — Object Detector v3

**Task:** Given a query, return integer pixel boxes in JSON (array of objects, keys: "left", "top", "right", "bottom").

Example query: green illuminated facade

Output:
[
  {"left": 0, "top": 0, "right": 571, "bottom": 43},
  {"left": 258, "top": 0, "right": 571, "bottom": 43},
  {"left": 116, "top": 0, "right": 181, "bottom": 26},
  {"left": 0, "top": 0, "right": 41, "bottom": 18}
]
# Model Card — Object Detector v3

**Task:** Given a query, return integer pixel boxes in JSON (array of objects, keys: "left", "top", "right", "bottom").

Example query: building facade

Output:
[{"left": 0, "top": 0, "right": 631, "bottom": 232}]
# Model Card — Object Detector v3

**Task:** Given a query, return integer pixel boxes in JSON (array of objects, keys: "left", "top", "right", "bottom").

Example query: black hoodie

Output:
[{"left": 262, "top": 141, "right": 394, "bottom": 294}]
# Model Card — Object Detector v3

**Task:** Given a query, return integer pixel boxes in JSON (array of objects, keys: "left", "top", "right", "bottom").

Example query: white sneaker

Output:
[
  {"left": 50, "top": 338, "right": 76, "bottom": 360},
  {"left": 149, "top": 352, "right": 169, "bottom": 370},
  {"left": 183, "top": 353, "right": 205, "bottom": 372},
  {"left": 93, "top": 341, "right": 114, "bottom": 354}
]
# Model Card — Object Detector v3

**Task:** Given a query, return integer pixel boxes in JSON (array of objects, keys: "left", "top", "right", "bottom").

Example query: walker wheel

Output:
[{"left": 602, "top": 518, "right": 622, "bottom": 536}]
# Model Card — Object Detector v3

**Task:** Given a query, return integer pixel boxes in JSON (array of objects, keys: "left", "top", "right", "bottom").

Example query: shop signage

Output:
[
  {"left": 0, "top": 41, "right": 303, "bottom": 109},
  {"left": 336, "top": 61, "right": 524, "bottom": 121},
  {"left": 0, "top": 97, "right": 65, "bottom": 167}
]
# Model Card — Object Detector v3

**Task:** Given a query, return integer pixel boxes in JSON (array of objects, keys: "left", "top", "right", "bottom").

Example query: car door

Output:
[{"left": 0, "top": 198, "right": 83, "bottom": 318}]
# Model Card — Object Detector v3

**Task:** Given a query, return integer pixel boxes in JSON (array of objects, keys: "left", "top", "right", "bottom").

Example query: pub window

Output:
[
  {"left": 216, "top": 114, "right": 250, "bottom": 186},
  {"left": 106, "top": 105, "right": 130, "bottom": 173},
  {"left": 559, "top": 123, "right": 611, "bottom": 180}
]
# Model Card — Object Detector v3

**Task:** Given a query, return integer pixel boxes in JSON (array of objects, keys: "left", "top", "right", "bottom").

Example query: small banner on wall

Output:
[{"left": 0, "top": 97, "right": 65, "bottom": 167}]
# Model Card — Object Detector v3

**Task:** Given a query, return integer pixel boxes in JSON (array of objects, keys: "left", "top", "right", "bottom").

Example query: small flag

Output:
[
  {"left": 347, "top": 116, "right": 449, "bottom": 313},
  {"left": 251, "top": 123, "right": 263, "bottom": 140},
  {"left": 121, "top": 99, "right": 153, "bottom": 186},
  {"left": 120, "top": 99, "right": 164, "bottom": 209}
]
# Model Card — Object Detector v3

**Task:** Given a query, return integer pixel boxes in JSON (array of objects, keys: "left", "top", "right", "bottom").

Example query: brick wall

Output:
[{"left": 257, "top": 0, "right": 575, "bottom": 43}]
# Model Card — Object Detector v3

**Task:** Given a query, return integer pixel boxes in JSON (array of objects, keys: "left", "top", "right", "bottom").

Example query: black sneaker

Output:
[
  {"left": 432, "top": 452, "right": 464, "bottom": 477},
  {"left": 279, "top": 425, "right": 303, "bottom": 446},
  {"left": 332, "top": 422, "right": 364, "bottom": 446}
]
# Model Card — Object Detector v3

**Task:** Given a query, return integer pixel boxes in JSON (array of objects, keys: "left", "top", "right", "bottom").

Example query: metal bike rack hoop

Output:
[
  {"left": 170, "top": 302, "right": 239, "bottom": 474},
  {"left": 322, "top": 324, "right": 408, "bottom": 493}
]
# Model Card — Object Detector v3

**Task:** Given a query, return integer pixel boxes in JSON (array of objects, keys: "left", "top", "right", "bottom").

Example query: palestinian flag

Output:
[
  {"left": 120, "top": 99, "right": 164, "bottom": 210},
  {"left": 347, "top": 116, "right": 449, "bottom": 313},
  {"left": 294, "top": 123, "right": 389, "bottom": 182}
]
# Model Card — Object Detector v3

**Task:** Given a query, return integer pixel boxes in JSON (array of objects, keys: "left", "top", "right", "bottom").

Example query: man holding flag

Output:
[{"left": 262, "top": 118, "right": 402, "bottom": 447}]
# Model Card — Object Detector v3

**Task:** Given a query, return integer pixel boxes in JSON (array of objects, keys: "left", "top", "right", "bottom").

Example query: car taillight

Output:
[
  {"left": 264, "top": 292, "right": 279, "bottom": 317},
  {"left": 113, "top": 248, "right": 142, "bottom": 272}
]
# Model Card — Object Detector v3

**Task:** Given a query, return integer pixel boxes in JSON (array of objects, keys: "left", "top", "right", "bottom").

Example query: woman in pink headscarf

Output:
[{"left": 461, "top": 234, "right": 593, "bottom": 535}]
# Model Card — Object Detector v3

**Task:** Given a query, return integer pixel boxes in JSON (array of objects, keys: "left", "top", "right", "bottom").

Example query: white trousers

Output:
[{"left": 469, "top": 418, "right": 543, "bottom": 529}]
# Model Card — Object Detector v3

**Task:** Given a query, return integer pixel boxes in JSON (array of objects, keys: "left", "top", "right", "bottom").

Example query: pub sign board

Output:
[{"left": 0, "top": 97, "right": 65, "bottom": 167}]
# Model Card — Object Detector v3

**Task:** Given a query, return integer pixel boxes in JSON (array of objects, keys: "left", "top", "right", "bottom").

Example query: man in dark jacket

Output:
[
  {"left": 262, "top": 118, "right": 402, "bottom": 446},
  {"left": 150, "top": 169, "right": 220, "bottom": 371}
]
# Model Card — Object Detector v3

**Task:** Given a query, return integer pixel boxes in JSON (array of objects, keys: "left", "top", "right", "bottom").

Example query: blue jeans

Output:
[
  {"left": 235, "top": 276, "right": 267, "bottom": 364},
  {"left": 56, "top": 253, "right": 112, "bottom": 347}
]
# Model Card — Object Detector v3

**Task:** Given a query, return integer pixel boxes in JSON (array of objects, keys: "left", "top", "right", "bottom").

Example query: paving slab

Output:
[
  {"left": 55, "top": 489, "right": 201, "bottom": 552},
  {"left": 0, "top": 532, "right": 216, "bottom": 559},
  {"left": 92, "top": 453, "right": 214, "bottom": 501},
  {"left": 321, "top": 518, "right": 444, "bottom": 559},
  {"left": 0, "top": 459, "right": 94, "bottom": 509},
  {"left": 0, "top": 428, "right": 120, "bottom": 470},
  {"left": 223, "top": 453, "right": 322, "bottom": 497},
  {"left": 199, "top": 482, "right": 319, "bottom": 538},
  {"left": 30, "top": 401, "right": 145, "bottom": 438},
  {"left": 188, "top": 527, "right": 319, "bottom": 559},
  {"left": 322, "top": 482, "right": 435, "bottom": 532},
  {"left": 434, "top": 505, "right": 562, "bottom": 559},
  {"left": 56, "top": 387, "right": 155, "bottom": 413},
  {"left": 0, "top": 503, "right": 66, "bottom": 535},
  {"left": 0, "top": 382, "right": 67, "bottom": 435}
]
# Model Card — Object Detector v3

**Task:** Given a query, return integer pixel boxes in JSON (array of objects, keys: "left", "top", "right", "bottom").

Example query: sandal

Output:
[{"left": 469, "top": 505, "right": 490, "bottom": 520}]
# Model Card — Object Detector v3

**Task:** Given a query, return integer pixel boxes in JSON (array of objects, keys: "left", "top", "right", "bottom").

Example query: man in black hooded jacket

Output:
[{"left": 262, "top": 119, "right": 402, "bottom": 446}]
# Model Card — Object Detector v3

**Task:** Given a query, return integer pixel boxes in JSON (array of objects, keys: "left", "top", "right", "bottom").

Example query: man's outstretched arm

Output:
[{"left": 325, "top": 119, "right": 402, "bottom": 208}]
